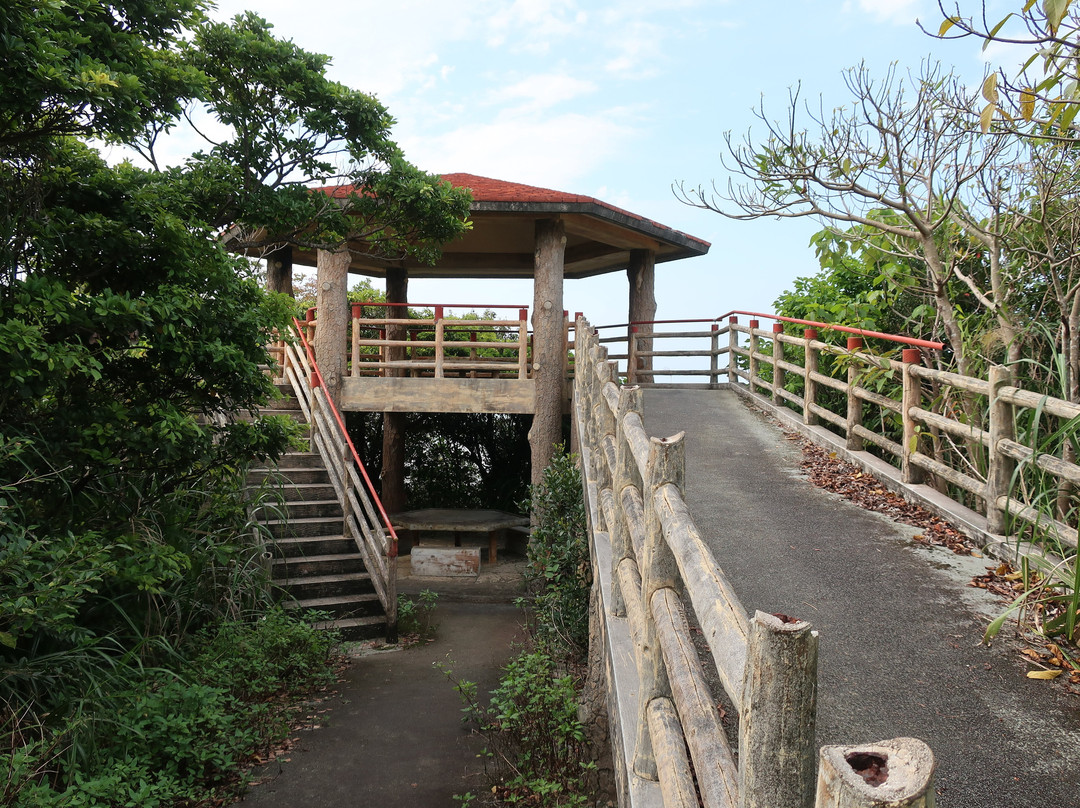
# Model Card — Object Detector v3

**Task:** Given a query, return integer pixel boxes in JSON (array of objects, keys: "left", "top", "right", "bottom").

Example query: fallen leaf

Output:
[{"left": 1027, "top": 669, "right": 1063, "bottom": 680}]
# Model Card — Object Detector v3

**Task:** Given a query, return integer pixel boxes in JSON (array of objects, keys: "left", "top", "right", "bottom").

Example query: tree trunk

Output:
[
  {"left": 628, "top": 249, "right": 656, "bottom": 384},
  {"left": 530, "top": 218, "right": 566, "bottom": 490},
  {"left": 266, "top": 245, "right": 293, "bottom": 297},
  {"left": 314, "top": 246, "right": 350, "bottom": 408}
]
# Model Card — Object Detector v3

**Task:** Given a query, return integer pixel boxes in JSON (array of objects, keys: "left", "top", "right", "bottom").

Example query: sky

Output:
[{"left": 194, "top": 0, "right": 1017, "bottom": 329}]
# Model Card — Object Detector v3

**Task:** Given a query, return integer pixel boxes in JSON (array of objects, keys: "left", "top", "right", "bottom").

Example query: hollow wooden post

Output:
[
  {"left": 634, "top": 434, "right": 685, "bottom": 781},
  {"left": 771, "top": 324, "right": 785, "bottom": 405},
  {"left": 845, "top": 338, "right": 864, "bottom": 451},
  {"left": 728, "top": 316, "right": 739, "bottom": 385},
  {"left": 739, "top": 611, "right": 818, "bottom": 808},
  {"left": 987, "top": 364, "right": 1016, "bottom": 535},
  {"left": 804, "top": 328, "right": 819, "bottom": 426},
  {"left": 611, "top": 386, "right": 643, "bottom": 618},
  {"left": 814, "top": 738, "right": 935, "bottom": 808},
  {"left": 901, "top": 348, "right": 923, "bottom": 485}
]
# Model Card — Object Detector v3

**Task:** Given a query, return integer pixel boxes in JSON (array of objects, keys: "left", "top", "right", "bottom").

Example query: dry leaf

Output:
[{"left": 1027, "top": 669, "right": 1063, "bottom": 680}]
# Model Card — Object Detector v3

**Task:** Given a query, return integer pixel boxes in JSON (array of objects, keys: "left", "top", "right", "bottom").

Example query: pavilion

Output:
[{"left": 263, "top": 173, "right": 710, "bottom": 511}]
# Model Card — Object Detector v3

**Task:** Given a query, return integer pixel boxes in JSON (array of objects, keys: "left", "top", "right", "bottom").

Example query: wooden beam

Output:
[
  {"left": 564, "top": 213, "right": 662, "bottom": 251},
  {"left": 341, "top": 377, "right": 538, "bottom": 414},
  {"left": 531, "top": 217, "right": 566, "bottom": 489},
  {"left": 314, "top": 246, "right": 350, "bottom": 407}
]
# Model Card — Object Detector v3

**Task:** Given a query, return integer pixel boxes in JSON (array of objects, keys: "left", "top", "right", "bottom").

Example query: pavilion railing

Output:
[{"left": 575, "top": 317, "right": 935, "bottom": 808}]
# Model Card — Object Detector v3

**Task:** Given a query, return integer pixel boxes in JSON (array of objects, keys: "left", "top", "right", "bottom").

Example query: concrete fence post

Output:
[
  {"left": 845, "top": 338, "right": 864, "bottom": 451},
  {"left": 987, "top": 364, "right": 1016, "bottom": 534},
  {"left": 711, "top": 323, "right": 721, "bottom": 388},
  {"left": 611, "top": 385, "right": 643, "bottom": 618},
  {"left": 739, "top": 611, "right": 819, "bottom": 808},
  {"left": 633, "top": 434, "right": 685, "bottom": 781},
  {"left": 771, "top": 323, "right": 785, "bottom": 405},
  {"left": 628, "top": 326, "right": 639, "bottom": 384},
  {"left": 901, "top": 348, "right": 923, "bottom": 485},
  {"left": 814, "top": 738, "right": 935, "bottom": 808},
  {"left": 728, "top": 316, "right": 739, "bottom": 386},
  {"left": 804, "top": 328, "right": 819, "bottom": 426},
  {"left": 748, "top": 320, "right": 760, "bottom": 393}
]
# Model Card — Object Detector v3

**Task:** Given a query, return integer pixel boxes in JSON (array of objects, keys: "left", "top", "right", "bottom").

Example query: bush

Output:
[{"left": 522, "top": 447, "right": 590, "bottom": 658}]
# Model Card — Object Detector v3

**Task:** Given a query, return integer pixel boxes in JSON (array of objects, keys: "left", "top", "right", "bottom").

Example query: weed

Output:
[{"left": 398, "top": 589, "right": 439, "bottom": 641}]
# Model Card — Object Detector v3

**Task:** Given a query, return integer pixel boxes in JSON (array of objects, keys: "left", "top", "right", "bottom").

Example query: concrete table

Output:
[{"left": 390, "top": 509, "right": 529, "bottom": 564}]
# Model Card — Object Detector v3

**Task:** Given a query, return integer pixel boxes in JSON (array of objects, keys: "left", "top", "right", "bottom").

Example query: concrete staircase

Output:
[{"left": 248, "top": 384, "right": 388, "bottom": 641}]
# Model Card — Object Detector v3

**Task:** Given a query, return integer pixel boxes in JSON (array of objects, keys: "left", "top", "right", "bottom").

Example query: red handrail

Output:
[
  {"left": 291, "top": 318, "right": 399, "bottom": 553},
  {"left": 717, "top": 310, "right": 945, "bottom": 350}
]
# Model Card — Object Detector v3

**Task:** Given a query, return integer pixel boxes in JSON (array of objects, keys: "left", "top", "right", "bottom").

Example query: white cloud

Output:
[
  {"left": 398, "top": 110, "right": 638, "bottom": 190},
  {"left": 845, "top": 0, "right": 925, "bottom": 25},
  {"left": 486, "top": 73, "right": 597, "bottom": 113}
]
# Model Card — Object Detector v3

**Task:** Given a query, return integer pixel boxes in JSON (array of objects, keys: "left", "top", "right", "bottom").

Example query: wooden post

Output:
[
  {"left": 350, "top": 302, "right": 363, "bottom": 377},
  {"left": 814, "top": 738, "right": 935, "bottom": 808},
  {"left": 804, "top": 328, "right": 819, "bottom": 426},
  {"left": 710, "top": 323, "right": 721, "bottom": 388},
  {"left": 434, "top": 306, "right": 445, "bottom": 379},
  {"left": 845, "top": 338, "right": 864, "bottom": 451},
  {"left": 518, "top": 308, "right": 529, "bottom": 380},
  {"left": 628, "top": 248, "right": 656, "bottom": 384},
  {"left": 381, "top": 267, "right": 408, "bottom": 516},
  {"left": 627, "top": 326, "right": 639, "bottom": 384},
  {"left": 314, "top": 245, "right": 351, "bottom": 409},
  {"left": 987, "top": 364, "right": 1016, "bottom": 534},
  {"left": 611, "top": 386, "right": 643, "bottom": 618},
  {"left": 771, "top": 324, "right": 785, "bottom": 405},
  {"left": 530, "top": 218, "right": 566, "bottom": 491},
  {"left": 740, "top": 611, "right": 818, "bottom": 808},
  {"left": 901, "top": 348, "right": 923, "bottom": 485},
  {"left": 266, "top": 245, "right": 294, "bottom": 297},
  {"left": 634, "top": 434, "right": 685, "bottom": 781},
  {"left": 728, "top": 316, "right": 739, "bottom": 385}
]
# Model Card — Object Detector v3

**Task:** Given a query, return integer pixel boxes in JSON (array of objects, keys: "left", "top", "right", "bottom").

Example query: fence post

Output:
[
  {"left": 771, "top": 324, "right": 785, "bottom": 405},
  {"left": 901, "top": 348, "right": 923, "bottom": 485},
  {"left": 611, "top": 386, "right": 643, "bottom": 618},
  {"left": 748, "top": 319, "right": 760, "bottom": 392},
  {"left": 711, "top": 323, "right": 721, "bottom": 388},
  {"left": 845, "top": 338, "right": 864, "bottom": 451},
  {"left": 740, "top": 611, "right": 818, "bottom": 808},
  {"left": 518, "top": 308, "right": 529, "bottom": 380},
  {"left": 634, "top": 434, "right": 685, "bottom": 781},
  {"left": 814, "top": 738, "right": 935, "bottom": 808},
  {"left": 804, "top": 328, "right": 819, "bottom": 426},
  {"left": 628, "top": 326, "right": 639, "bottom": 384},
  {"left": 434, "top": 306, "right": 445, "bottom": 378},
  {"left": 350, "top": 302, "right": 362, "bottom": 377},
  {"left": 595, "top": 358, "right": 617, "bottom": 499},
  {"left": 987, "top": 364, "right": 1016, "bottom": 535},
  {"left": 729, "top": 316, "right": 740, "bottom": 385}
]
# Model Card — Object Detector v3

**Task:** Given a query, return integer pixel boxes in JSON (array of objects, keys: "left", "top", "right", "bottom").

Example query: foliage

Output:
[
  {"left": 397, "top": 589, "right": 439, "bottom": 642},
  {"left": 442, "top": 649, "right": 594, "bottom": 808},
  {"left": 522, "top": 448, "right": 591, "bottom": 658}
]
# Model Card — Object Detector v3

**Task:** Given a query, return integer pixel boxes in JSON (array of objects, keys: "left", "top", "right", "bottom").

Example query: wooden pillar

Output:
[
  {"left": 987, "top": 364, "right": 1015, "bottom": 534},
  {"left": 804, "top": 328, "right": 819, "bottom": 426},
  {"left": 628, "top": 249, "right": 657, "bottom": 384},
  {"left": 845, "top": 338, "right": 865, "bottom": 451},
  {"left": 901, "top": 348, "right": 923, "bottom": 485},
  {"left": 314, "top": 245, "right": 350, "bottom": 408},
  {"left": 530, "top": 218, "right": 566, "bottom": 490},
  {"left": 266, "top": 245, "right": 294, "bottom": 297},
  {"left": 382, "top": 267, "right": 408, "bottom": 516}
]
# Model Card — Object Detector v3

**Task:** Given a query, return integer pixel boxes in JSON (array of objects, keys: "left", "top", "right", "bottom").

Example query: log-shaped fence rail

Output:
[
  {"left": 276, "top": 318, "right": 399, "bottom": 639},
  {"left": 575, "top": 318, "right": 935, "bottom": 808},
  {"left": 595, "top": 312, "right": 1080, "bottom": 568}
]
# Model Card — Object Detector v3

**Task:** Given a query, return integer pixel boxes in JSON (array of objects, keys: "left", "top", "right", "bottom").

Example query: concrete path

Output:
[
  {"left": 239, "top": 598, "right": 524, "bottom": 808},
  {"left": 645, "top": 388, "right": 1080, "bottom": 807}
]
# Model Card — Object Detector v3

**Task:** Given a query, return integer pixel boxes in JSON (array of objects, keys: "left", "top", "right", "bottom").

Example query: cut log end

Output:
[{"left": 816, "top": 738, "right": 935, "bottom": 808}]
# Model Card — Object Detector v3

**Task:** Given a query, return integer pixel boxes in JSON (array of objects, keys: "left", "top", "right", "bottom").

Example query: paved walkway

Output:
[{"left": 645, "top": 389, "right": 1080, "bottom": 807}]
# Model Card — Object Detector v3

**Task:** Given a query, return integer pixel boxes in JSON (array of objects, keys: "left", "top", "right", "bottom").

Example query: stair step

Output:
[
  {"left": 280, "top": 499, "right": 343, "bottom": 519},
  {"left": 249, "top": 482, "right": 338, "bottom": 502},
  {"left": 273, "top": 452, "right": 326, "bottom": 469},
  {"left": 248, "top": 467, "right": 330, "bottom": 485},
  {"left": 273, "top": 571, "right": 375, "bottom": 600},
  {"left": 272, "top": 552, "right": 367, "bottom": 577},
  {"left": 264, "top": 515, "right": 345, "bottom": 538},
  {"left": 272, "top": 535, "right": 358, "bottom": 558},
  {"left": 317, "top": 614, "right": 387, "bottom": 642},
  {"left": 284, "top": 593, "right": 384, "bottom": 619}
]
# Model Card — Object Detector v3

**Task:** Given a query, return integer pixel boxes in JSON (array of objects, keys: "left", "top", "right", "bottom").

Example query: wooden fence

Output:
[
  {"left": 595, "top": 315, "right": 1080, "bottom": 572},
  {"left": 575, "top": 319, "right": 935, "bottom": 808},
  {"left": 278, "top": 319, "right": 399, "bottom": 636}
]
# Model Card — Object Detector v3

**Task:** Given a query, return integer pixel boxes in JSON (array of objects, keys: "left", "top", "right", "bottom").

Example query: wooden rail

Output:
[
  {"left": 596, "top": 314, "right": 1080, "bottom": 571},
  {"left": 575, "top": 318, "right": 934, "bottom": 808},
  {"left": 278, "top": 319, "right": 399, "bottom": 638}
]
